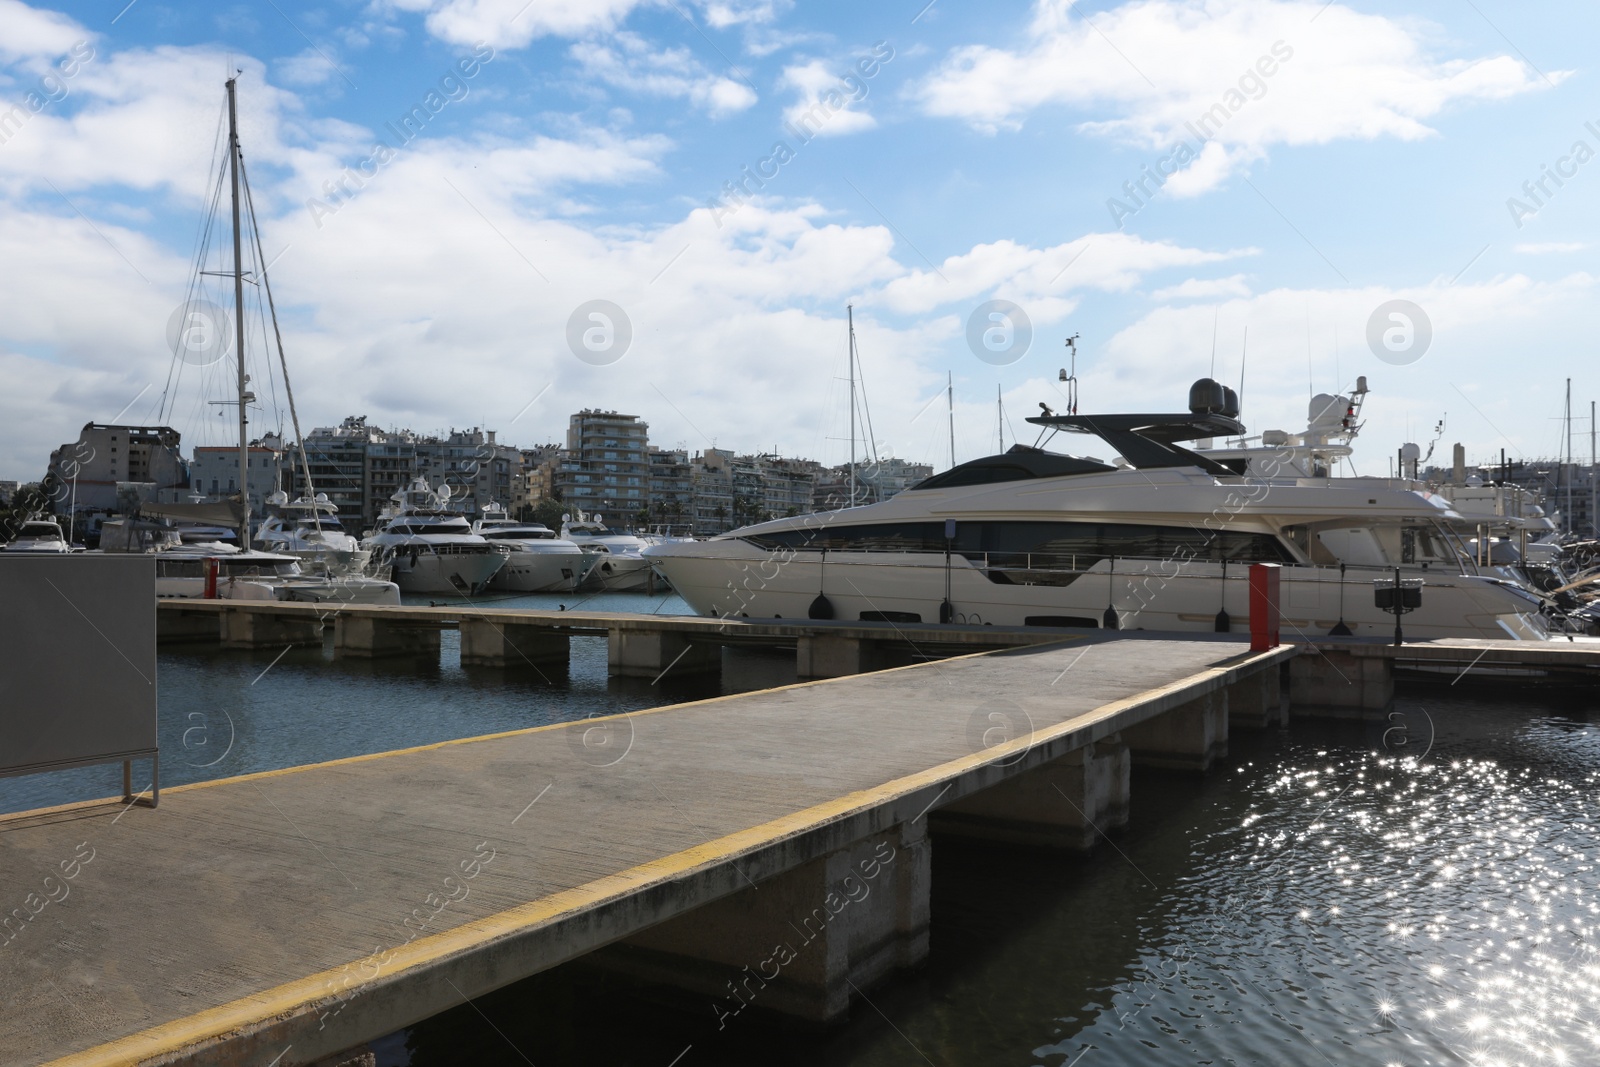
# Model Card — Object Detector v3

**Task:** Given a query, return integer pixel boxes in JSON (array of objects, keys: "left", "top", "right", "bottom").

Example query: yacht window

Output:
[{"left": 746, "top": 521, "right": 1292, "bottom": 564}]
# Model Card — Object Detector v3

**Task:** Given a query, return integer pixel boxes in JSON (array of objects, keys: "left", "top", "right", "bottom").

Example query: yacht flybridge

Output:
[{"left": 643, "top": 378, "right": 1553, "bottom": 641}]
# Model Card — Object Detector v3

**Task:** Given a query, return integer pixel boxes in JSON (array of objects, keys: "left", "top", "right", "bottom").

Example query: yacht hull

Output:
[
  {"left": 645, "top": 541, "right": 1548, "bottom": 641},
  {"left": 580, "top": 553, "right": 654, "bottom": 592},
  {"left": 489, "top": 548, "right": 585, "bottom": 593},
  {"left": 385, "top": 548, "right": 505, "bottom": 595}
]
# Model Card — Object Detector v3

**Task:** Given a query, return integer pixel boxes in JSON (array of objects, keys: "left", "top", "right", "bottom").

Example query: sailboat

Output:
[{"left": 120, "top": 77, "right": 398, "bottom": 605}]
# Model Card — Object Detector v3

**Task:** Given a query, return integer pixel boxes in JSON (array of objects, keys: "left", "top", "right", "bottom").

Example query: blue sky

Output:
[{"left": 1, "top": 0, "right": 1596, "bottom": 480}]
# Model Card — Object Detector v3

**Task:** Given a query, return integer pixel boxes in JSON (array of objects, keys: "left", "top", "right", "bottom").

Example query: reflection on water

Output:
[{"left": 390, "top": 688, "right": 1600, "bottom": 1067}]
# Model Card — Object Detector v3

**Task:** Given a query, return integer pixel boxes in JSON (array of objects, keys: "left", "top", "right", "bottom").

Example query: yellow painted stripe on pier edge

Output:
[{"left": 42, "top": 644, "right": 1281, "bottom": 1067}]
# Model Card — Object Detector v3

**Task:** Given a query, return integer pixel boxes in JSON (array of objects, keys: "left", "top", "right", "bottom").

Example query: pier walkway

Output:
[{"left": 1, "top": 635, "right": 1291, "bottom": 1067}]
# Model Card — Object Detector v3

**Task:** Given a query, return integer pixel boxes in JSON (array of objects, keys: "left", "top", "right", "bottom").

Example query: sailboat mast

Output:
[
  {"left": 1592, "top": 399, "right": 1597, "bottom": 539},
  {"left": 997, "top": 384, "right": 1003, "bottom": 452},
  {"left": 848, "top": 304, "right": 856, "bottom": 508},
  {"left": 227, "top": 77, "right": 250, "bottom": 547}
]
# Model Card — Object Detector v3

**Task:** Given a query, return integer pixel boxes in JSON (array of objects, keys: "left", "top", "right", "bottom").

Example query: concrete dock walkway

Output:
[{"left": 1, "top": 635, "right": 1291, "bottom": 1066}]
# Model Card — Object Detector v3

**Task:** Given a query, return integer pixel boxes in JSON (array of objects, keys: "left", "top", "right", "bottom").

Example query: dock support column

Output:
[
  {"left": 459, "top": 619, "right": 569, "bottom": 670},
  {"left": 598, "top": 821, "right": 931, "bottom": 1024},
  {"left": 334, "top": 616, "right": 441, "bottom": 659},
  {"left": 157, "top": 610, "right": 220, "bottom": 644},
  {"left": 607, "top": 630, "right": 720, "bottom": 679},
  {"left": 219, "top": 609, "right": 322, "bottom": 649},
  {"left": 1228, "top": 666, "right": 1285, "bottom": 729},
  {"left": 795, "top": 635, "right": 890, "bottom": 678},
  {"left": 1124, "top": 689, "right": 1228, "bottom": 771},
  {"left": 1289, "top": 649, "right": 1392, "bottom": 715},
  {"left": 931, "top": 736, "right": 1130, "bottom": 850}
]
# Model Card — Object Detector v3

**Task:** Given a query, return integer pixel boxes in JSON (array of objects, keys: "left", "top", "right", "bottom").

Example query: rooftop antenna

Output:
[
  {"left": 1058, "top": 333, "right": 1080, "bottom": 415},
  {"left": 1209, "top": 306, "right": 1218, "bottom": 378},
  {"left": 947, "top": 370, "right": 955, "bottom": 468},
  {"left": 1237, "top": 327, "right": 1248, "bottom": 424}
]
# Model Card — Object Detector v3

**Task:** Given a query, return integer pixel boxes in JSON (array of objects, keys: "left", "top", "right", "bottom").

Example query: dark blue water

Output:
[{"left": 7, "top": 607, "right": 1598, "bottom": 1067}]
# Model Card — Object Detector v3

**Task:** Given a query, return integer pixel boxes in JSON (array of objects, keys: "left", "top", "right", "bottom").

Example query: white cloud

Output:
[
  {"left": 0, "top": 47, "right": 311, "bottom": 204},
  {"left": 274, "top": 47, "right": 339, "bottom": 89},
  {"left": 1514, "top": 241, "right": 1587, "bottom": 254},
  {"left": 1076, "top": 272, "right": 1597, "bottom": 466},
  {"left": 384, "top": 0, "right": 648, "bottom": 50},
  {"left": 915, "top": 0, "right": 1562, "bottom": 194},
  {"left": 779, "top": 57, "right": 881, "bottom": 138},
  {"left": 880, "top": 232, "right": 1255, "bottom": 315},
  {"left": 0, "top": 0, "right": 86, "bottom": 66},
  {"left": 570, "top": 33, "right": 756, "bottom": 118},
  {"left": 1151, "top": 274, "right": 1252, "bottom": 300}
]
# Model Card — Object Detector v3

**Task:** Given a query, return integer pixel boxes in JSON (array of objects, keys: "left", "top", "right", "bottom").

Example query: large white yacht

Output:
[
  {"left": 2, "top": 518, "right": 76, "bottom": 553},
  {"left": 561, "top": 511, "right": 654, "bottom": 592},
  {"left": 366, "top": 479, "right": 506, "bottom": 595},
  {"left": 254, "top": 491, "right": 372, "bottom": 576},
  {"left": 473, "top": 505, "right": 588, "bottom": 593},
  {"left": 100, "top": 518, "right": 399, "bottom": 603},
  {"left": 644, "top": 379, "right": 1552, "bottom": 641}
]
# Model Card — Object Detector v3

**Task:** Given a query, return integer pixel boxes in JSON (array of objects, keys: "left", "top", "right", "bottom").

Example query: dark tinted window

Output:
[{"left": 746, "top": 520, "right": 1289, "bottom": 563}]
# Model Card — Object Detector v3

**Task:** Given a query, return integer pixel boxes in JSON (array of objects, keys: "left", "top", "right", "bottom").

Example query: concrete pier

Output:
[
  {"left": 458, "top": 619, "right": 569, "bottom": 670},
  {"left": 1289, "top": 647, "right": 1393, "bottom": 715},
  {"left": 1227, "top": 663, "right": 1286, "bottom": 728},
  {"left": 333, "top": 615, "right": 441, "bottom": 659},
  {"left": 1123, "top": 689, "right": 1228, "bottom": 771},
  {"left": 0, "top": 636, "right": 1292, "bottom": 1066},
  {"left": 596, "top": 821, "right": 931, "bottom": 1023},
  {"left": 795, "top": 634, "right": 895, "bottom": 678},
  {"left": 607, "top": 629, "right": 721, "bottom": 678},
  {"left": 931, "top": 737, "right": 1130, "bottom": 850},
  {"left": 220, "top": 608, "right": 323, "bottom": 650}
]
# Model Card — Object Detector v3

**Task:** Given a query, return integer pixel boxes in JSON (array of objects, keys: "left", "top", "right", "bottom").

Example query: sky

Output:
[{"left": 1, "top": 0, "right": 1596, "bottom": 482}]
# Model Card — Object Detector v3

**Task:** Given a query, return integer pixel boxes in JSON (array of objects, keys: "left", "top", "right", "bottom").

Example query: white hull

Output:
[
  {"left": 581, "top": 553, "right": 653, "bottom": 592},
  {"left": 489, "top": 549, "right": 585, "bottom": 593},
  {"left": 386, "top": 549, "right": 505, "bottom": 595},
  {"left": 156, "top": 576, "right": 401, "bottom": 604},
  {"left": 648, "top": 545, "right": 1548, "bottom": 641}
]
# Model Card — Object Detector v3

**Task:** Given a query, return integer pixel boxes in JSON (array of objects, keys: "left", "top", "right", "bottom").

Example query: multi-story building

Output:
[
  {"left": 691, "top": 449, "right": 735, "bottom": 534},
  {"left": 812, "top": 457, "right": 932, "bottom": 512},
  {"left": 189, "top": 442, "right": 283, "bottom": 515},
  {"left": 298, "top": 416, "right": 373, "bottom": 522},
  {"left": 414, "top": 428, "right": 521, "bottom": 517},
  {"left": 647, "top": 448, "right": 694, "bottom": 530},
  {"left": 556, "top": 411, "right": 650, "bottom": 524},
  {"left": 511, "top": 444, "right": 564, "bottom": 514},
  {"left": 44, "top": 423, "right": 187, "bottom": 514}
]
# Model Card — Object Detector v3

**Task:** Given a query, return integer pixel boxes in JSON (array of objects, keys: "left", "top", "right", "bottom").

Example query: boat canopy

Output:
[{"left": 910, "top": 445, "right": 1115, "bottom": 490}]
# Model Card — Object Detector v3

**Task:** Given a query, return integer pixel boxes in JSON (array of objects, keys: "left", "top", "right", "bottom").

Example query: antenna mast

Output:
[
  {"left": 947, "top": 371, "right": 954, "bottom": 468},
  {"left": 1565, "top": 378, "right": 1573, "bottom": 535},
  {"left": 1060, "top": 334, "right": 1080, "bottom": 415}
]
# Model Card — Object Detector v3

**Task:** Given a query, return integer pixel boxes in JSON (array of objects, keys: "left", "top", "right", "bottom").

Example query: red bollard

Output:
[
  {"left": 204, "top": 557, "right": 219, "bottom": 599},
  {"left": 1248, "top": 563, "right": 1281, "bottom": 650}
]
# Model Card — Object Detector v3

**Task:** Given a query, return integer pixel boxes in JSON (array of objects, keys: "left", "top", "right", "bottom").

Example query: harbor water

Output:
[{"left": 5, "top": 593, "right": 1597, "bottom": 1066}]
